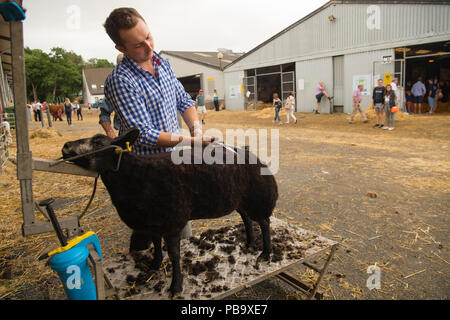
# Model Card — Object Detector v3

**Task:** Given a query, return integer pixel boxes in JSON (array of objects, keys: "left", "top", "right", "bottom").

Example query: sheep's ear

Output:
[{"left": 111, "top": 127, "right": 140, "bottom": 149}]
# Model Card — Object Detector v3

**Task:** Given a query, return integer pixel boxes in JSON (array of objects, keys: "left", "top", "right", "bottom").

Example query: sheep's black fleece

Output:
[{"left": 61, "top": 128, "right": 278, "bottom": 296}]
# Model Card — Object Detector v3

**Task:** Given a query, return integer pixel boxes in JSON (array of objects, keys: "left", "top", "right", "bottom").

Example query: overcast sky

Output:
[{"left": 22, "top": 0, "right": 329, "bottom": 64}]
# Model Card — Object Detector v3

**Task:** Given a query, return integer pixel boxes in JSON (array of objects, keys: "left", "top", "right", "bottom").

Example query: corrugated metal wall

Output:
[
  {"left": 343, "top": 48, "right": 395, "bottom": 113},
  {"left": 224, "top": 71, "right": 245, "bottom": 110},
  {"left": 226, "top": 3, "right": 450, "bottom": 72},
  {"left": 296, "top": 57, "right": 333, "bottom": 113}
]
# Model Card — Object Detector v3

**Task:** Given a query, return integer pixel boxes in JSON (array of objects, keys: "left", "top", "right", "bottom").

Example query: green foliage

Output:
[
  {"left": 85, "top": 58, "right": 115, "bottom": 69},
  {"left": 24, "top": 47, "right": 113, "bottom": 103}
]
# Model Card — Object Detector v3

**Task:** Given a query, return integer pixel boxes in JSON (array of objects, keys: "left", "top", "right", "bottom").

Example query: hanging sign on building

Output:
[{"left": 352, "top": 74, "right": 372, "bottom": 96}]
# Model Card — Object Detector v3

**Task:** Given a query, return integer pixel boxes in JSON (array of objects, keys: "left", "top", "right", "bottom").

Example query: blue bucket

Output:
[{"left": 49, "top": 245, "right": 97, "bottom": 300}]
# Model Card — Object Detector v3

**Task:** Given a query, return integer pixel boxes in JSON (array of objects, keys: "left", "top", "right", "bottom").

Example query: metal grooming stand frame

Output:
[{"left": 4, "top": 3, "right": 114, "bottom": 299}]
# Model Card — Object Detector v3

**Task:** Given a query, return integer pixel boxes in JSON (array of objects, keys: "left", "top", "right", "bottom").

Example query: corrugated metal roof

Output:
[
  {"left": 83, "top": 67, "right": 113, "bottom": 95},
  {"left": 225, "top": 0, "right": 450, "bottom": 70},
  {"left": 159, "top": 50, "right": 244, "bottom": 69}
]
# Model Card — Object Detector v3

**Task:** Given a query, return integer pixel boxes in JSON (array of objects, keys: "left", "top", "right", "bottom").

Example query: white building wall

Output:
[
  {"left": 343, "top": 48, "right": 395, "bottom": 113},
  {"left": 160, "top": 54, "right": 225, "bottom": 102},
  {"left": 224, "top": 71, "right": 244, "bottom": 111},
  {"left": 296, "top": 57, "right": 333, "bottom": 113}
]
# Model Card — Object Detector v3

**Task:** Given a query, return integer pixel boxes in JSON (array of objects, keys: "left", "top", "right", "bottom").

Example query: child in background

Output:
[{"left": 272, "top": 93, "right": 282, "bottom": 125}]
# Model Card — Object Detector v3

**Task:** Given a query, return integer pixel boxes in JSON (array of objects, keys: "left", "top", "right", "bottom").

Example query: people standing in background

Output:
[
  {"left": 284, "top": 93, "right": 297, "bottom": 124},
  {"left": 372, "top": 79, "right": 385, "bottom": 128},
  {"left": 383, "top": 84, "right": 397, "bottom": 131},
  {"left": 272, "top": 93, "right": 282, "bottom": 125},
  {"left": 313, "top": 81, "right": 332, "bottom": 114},
  {"left": 427, "top": 79, "right": 437, "bottom": 115},
  {"left": 405, "top": 88, "right": 413, "bottom": 114},
  {"left": 391, "top": 78, "right": 403, "bottom": 110},
  {"left": 213, "top": 89, "right": 220, "bottom": 111},
  {"left": 64, "top": 97, "right": 72, "bottom": 126},
  {"left": 433, "top": 77, "right": 441, "bottom": 114},
  {"left": 349, "top": 84, "right": 368, "bottom": 124},
  {"left": 411, "top": 77, "right": 426, "bottom": 114},
  {"left": 195, "top": 89, "right": 207, "bottom": 125},
  {"left": 74, "top": 100, "right": 83, "bottom": 120},
  {"left": 32, "top": 100, "right": 42, "bottom": 122}
]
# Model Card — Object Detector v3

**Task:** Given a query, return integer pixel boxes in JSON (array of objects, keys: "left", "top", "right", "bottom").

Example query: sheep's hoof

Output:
[
  {"left": 257, "top": 252, "right": 271, "bottom": 262},
  {"left": 245, "top": 240, "right": 255, "bottom": 249},
  {"left": 169, "top": 284, "right": 183, "bottom": 298}
]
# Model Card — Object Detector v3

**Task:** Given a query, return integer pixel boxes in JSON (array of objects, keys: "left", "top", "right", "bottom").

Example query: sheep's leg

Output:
[
  {"left": 164, "top": 234, "right": 183, "bottom": 297},
  {"left": 129, "top": 230, "right": 151, "bottom": 252},
  {"left": 150, "top": 236, "right": 163, "bottom": 270},
  {"left": 257, "top": 218, "right": 271, "bottom": 262},
  {"left": 238, "top": 210, "right": 255, "bottom": 248}
]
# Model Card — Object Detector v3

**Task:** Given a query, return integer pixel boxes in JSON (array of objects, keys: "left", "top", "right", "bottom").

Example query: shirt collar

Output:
[{"left": 122, "top": 52, "right": 163, "bottom": 75}]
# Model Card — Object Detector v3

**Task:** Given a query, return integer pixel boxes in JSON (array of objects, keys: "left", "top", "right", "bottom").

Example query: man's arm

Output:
[
  {"left": 100, "top": 121, "right": 116, "bottom": 139},
  {"left": 99, "top": 99, "right": 116, "bottom": 139},
  {"left": 181, "top": 106, "right": 202, "bottom": 137}
]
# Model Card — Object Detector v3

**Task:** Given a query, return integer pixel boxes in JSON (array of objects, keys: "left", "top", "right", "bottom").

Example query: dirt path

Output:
[{"left": 1, "top": 109, "right": 449, "bottom": 300}]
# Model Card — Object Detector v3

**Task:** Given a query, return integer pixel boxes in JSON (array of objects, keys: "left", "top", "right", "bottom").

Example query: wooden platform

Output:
[{"left": 103, "top": 217, "right": 338, "bottom": 300}]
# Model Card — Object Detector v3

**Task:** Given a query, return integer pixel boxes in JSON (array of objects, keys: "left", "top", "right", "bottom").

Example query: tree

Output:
[
  {"left": 24, "top": 47, "right": 111, "bottom": 103},
  {"left": 85, "top": 58, "right": 114, "bottom": 69},
  {"left": 46, "top": 47, "right": 82, "bottom": 101},
  {"left": 24, "top": 47, "right": 52, "bottom": 102}
]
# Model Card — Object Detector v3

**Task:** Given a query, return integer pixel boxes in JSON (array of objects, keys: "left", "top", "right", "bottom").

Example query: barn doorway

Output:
[
  {"left": 396, "top": 41, "right": 450, "bottom": 113},
  {"left": 245, "top": 63, "right": 296, "bottom": 109},
  {"left": 178, "top": 74, "right": 201, "bottom": 100}
]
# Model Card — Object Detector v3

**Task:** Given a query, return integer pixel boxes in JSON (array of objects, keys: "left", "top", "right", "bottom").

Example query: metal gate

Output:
[
  {"left": 243, "top": 76, "right": 257, "bottom": 110},
  {"left": 373, "top": 57, "right": 405, "bottom": 111},
  {"left": 281, "top": 71, "right": 295, "bottom": 106}
]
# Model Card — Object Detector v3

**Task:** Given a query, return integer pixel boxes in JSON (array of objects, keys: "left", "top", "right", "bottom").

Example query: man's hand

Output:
[{"left": 177, "top": 134, "right": 216, "bottom": 147}]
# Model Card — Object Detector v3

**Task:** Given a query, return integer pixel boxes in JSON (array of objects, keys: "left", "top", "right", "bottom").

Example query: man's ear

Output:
[
  {"left": 111, "top": 127, "right": 140, "bottom": 149},
  {"left": 115, "top": 44, "right": 126, "bottom": 55}
]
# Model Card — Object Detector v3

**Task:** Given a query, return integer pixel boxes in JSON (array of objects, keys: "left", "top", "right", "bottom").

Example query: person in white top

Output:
[
  {"left": 390, "top": 78, "right": 401, "bottom": 108},
  {"left": 284, "top": 93, "right": 297, "bottom": 124},
  {"left": 32, "top": 100, "right": 42, "bottom": 122}
]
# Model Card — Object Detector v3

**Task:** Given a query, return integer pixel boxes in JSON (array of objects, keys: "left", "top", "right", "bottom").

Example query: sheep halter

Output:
[{"left": 51, "top": 142, "right": 132, "bottom": 173}]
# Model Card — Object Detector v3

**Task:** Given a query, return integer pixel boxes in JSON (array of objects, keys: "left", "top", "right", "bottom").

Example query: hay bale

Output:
[{"left": 30, "top": 127, "right": 62, "bottom": 139}]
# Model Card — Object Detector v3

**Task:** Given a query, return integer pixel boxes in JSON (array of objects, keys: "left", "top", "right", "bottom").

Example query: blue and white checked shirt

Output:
[{"left": 104, "top": 52, "right": 195, "bottom": 155}]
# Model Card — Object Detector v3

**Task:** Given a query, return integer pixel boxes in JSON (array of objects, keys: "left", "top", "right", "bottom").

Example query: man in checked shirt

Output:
[
  {"left": 103, "top": 7, "right": 212, "bottom": 155},
  {"left": 103, "top": 8, "right": 213, "bottom": 239}
]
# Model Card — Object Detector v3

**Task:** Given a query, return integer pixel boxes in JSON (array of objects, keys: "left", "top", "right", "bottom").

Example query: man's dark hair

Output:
[{"left": 104, "top": 8, "right": 145, "bottom": 46}]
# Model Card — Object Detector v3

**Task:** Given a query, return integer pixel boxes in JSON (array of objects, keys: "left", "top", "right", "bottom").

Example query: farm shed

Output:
[
  {"left": 160, "top": 50, "right": 243, "bottom": 109},
  {"left": 223, "top": 0, "right": 450, "bottom": 113},
  {"left": 82, "top": 67, "right": 113, "bottom": 104}
]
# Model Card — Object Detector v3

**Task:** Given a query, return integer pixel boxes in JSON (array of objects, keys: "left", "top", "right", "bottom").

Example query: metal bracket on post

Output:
[{"left": 87, "top": 244, "right": 117, "bottom": 300}]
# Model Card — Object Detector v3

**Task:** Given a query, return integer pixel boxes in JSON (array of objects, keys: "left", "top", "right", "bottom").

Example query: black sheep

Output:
[{"left": 61, "top": 128, "right": 278, "bottom": 296}]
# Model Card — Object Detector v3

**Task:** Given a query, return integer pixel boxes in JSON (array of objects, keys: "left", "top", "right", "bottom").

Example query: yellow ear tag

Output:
[{"left": 126, "top": 141, "right": 132, "bottom": 152}]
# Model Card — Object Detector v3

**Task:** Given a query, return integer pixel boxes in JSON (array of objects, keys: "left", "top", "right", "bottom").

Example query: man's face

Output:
[
  {"left": 116, "top": 19, "right": 154, "bottom": 64},
  {"left": 378, "top": 80, "right": 383, "bottom": 87}
]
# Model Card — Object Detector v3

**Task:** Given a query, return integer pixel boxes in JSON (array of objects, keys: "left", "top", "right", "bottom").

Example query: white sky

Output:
[{"left": 22, "top": 0, "right": 329, "bottom": 64}]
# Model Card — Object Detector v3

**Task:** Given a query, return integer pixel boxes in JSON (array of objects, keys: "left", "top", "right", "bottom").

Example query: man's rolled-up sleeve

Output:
[{"left": 105, "top": 75, "right": 162, "bottom": 147}]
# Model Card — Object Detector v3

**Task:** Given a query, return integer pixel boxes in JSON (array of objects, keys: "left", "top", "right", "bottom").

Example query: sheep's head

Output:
[{"left": 61, "top": 128, "right": 140, "bottom": 172}]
